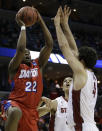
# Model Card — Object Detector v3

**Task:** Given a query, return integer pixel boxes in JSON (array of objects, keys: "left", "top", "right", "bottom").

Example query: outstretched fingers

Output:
[
  {"left": 54, "top": 7, "right": 62, "bottom": 26},
  {"left": 64, "top": 5, "right": 71, "bottom": 16}
]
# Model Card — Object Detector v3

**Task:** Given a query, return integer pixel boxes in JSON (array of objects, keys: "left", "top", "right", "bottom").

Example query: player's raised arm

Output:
[
  {"left": 8, "top": 18, "right": 26, "bottom": 80},
  {"left": 60, "top": 6, "right": 78, "bottom": 57},
  {"left": 54, "top": 7, "right": 87, "bottom": 90},
  {"left": 36, "top": 10, "right": 53, "bottom": 69}
]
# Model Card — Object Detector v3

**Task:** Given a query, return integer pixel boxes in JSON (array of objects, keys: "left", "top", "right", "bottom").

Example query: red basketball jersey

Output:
[{"left": 8, "top": 58, "right": 43, "bottom": 109}]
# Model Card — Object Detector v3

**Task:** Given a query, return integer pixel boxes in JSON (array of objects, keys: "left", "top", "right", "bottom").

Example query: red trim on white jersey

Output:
[{"left": 72, "top": 90, "right": 83, "bottom": 131}]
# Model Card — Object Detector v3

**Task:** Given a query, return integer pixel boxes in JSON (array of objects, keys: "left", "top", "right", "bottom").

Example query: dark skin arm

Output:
[
  {"left": 9, "top": 10, "right": 53, "bottom": 80},
  {"left": 36, "top": 11, "right": 53, "bottom": 70},
  {"left": 8, "top": 19, "right": 26, "bottom": 80}
]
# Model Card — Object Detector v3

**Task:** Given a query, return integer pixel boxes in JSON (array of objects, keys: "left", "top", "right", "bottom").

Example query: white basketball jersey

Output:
[
  {"left": 54, "top": 96, "right": 68, "bottom": 131},
  {"left": 80, "top": 70, "right": 97, "bottom": 124},
  {"left": 66, "top": 82, "right": 75, "bottom": 127},
  {"left": 67, "top": 70, "right": 98, "bottom": 128}
]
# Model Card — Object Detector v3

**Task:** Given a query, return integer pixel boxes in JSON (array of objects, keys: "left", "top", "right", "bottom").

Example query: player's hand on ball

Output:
[
  {"left": 16, "top": 6, "right": 38, "bottom": 27},
  {"left": 16, "top": 14, "right": 25, "bottom": 27},
  {"left": 35, "top": 10, "right": 42, "bottom": 23}
]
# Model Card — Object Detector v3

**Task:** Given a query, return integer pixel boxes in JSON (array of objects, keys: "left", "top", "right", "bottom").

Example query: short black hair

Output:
[{"left": 79, "top": 46, "right": 98, "bottom": 69}]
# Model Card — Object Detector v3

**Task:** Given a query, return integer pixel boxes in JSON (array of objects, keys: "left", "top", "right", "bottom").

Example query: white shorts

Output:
[{"left": 82, "top": 122, "right": 99, "bottom": 131}]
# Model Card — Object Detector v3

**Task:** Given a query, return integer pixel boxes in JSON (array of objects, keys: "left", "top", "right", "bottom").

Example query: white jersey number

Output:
[
  {"left": 61, "top": 108, "right": 67, "bottom": 113},
  {"left": 25, "top": 81, "right": 37, "bottom": 92}
]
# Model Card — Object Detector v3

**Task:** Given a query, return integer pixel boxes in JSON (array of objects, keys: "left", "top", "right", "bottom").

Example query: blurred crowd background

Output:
[{"left": 0, "top": 0, "right": 102, "bottom": 130}]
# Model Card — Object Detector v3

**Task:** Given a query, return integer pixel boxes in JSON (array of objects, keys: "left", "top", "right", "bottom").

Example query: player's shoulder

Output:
[
  {"left": 55, "top": 96, "right": 64, "bottom": 103},
  {"left": 87, "top": 69, "right": 97, "bottom": 79},
  {"left": 55, "top": 96, "right": 61, "bottom": 101},
  {"left": 86, "top": 69, "right": 94, "bottom": 75}
]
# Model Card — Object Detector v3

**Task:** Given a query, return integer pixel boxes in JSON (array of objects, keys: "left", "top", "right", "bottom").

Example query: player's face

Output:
[
  {"left": 62, "top": 77, "right": 73, "bottom": 92},
  {"left": 23, "top": 49, "right": 31, "bottom": 64}
]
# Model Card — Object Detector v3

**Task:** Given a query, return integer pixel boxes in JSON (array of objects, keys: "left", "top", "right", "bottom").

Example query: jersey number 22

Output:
[{"left": 25, "top": 81, "right": 37, "bottom": 92}]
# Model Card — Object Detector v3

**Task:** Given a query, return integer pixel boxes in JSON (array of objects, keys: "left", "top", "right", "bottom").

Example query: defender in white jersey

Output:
[
  {"left": 53, "top": 96, "right": 69, "bottom": 131},
  {"left": 67, "top": 70, "right": 98, "bottom": 131},
  {"left": 38, "top": 77, "right": 75, "bottom": 131},
  {"left": 54, "top": 6, "right": 99, "bottom": 131}
]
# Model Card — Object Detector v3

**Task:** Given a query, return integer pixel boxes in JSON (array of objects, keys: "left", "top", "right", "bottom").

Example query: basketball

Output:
[{"left": 16, "top": 6, "right": 38, "bottom": 27}]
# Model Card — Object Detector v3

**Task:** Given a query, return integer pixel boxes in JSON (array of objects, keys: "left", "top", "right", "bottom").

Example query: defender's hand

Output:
[
  {"left": 54, "top": 7, "right": 61, "bottom": 26},
  {"left": 60, "top": 5, "right": 71, "bottom": 25}
]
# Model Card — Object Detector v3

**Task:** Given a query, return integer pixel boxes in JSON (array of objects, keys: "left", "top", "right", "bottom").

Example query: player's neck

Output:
[
  {"left": 26, "top": 63, "right": 31, "bottom": 66},
  {"left": 64, "top": 92, "right": 68, "bottom": 100},
  {"left": 22, "top": 61, "right": 31, "bottom": 66}
]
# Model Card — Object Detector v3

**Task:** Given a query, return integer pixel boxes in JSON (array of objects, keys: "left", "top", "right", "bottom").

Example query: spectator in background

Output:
[{"left": 38, "top": 118, "right": 48, "bottom": 131}]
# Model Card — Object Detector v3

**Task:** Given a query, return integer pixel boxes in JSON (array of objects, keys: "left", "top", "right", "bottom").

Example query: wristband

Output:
[{"left": 21, "top": 26, "right": 26, "bottom": 30}]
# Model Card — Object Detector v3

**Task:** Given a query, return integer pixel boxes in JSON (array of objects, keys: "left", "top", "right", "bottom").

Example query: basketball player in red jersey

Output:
[
  {"left": 54, "top": 6, "right": 99, "bottom": 131},
  {"left": 1, "top": 9, "right": 53, "bottom": 131}
]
